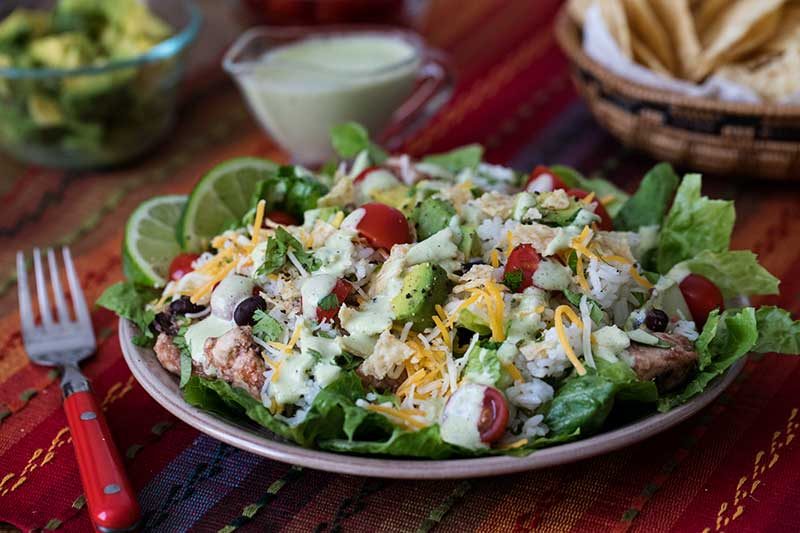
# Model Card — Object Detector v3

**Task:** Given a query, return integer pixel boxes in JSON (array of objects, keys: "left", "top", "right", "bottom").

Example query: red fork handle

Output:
[{"left": 64, "top": 390, "right": 141, "bottom": 532}]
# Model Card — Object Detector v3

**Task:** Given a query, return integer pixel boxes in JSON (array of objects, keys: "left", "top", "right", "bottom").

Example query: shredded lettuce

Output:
[
  {"left": 329, "top": 122, "right": 388, "bottom": 163},
  {"left": 549, "top": 165, "right": 630, "bottom": 217},
  {"left": 96, "top": 281, "right": 160, "bottom": 345},
  {"left": 422, "top": 144, "right": 484, "bottom": 173},
  {"left": 613, "top": 163, "right": 679, "bottom": 231},
  {"left": 753, "top": 307, "right": 800, "bottom": 354},
  {"left": 673, "top": 250, "right": 780, "bottom": 298},
  {"left": 656, "top": 174, "right": 735, "bottom": 273}
]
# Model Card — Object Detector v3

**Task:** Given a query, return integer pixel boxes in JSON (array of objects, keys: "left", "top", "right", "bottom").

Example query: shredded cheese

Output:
[
  {"left": 432, "top": 315, "right": 451, "bottom": 348},
  {"left": 553, "top": 304, "right": 587, "bottom": 376},
  {"left": 600, "top": 194, "right": 616, "bottom": 206},
  {"left": 490, "top": 249, "right": 500, "bottom": 268},
  {"left": 628, "top": 267, "right": 655, "bottom": 289},
  {"left": 190, "top": 261, "right": 236, "bottom": 303},
  {"left": 447, "top": 293, "right": 481, "bottom": 328},
  {"left": 580, "top": 192, "right": 596, "bottom": 205},
  {"left": 331, "top": 210, "right": 345, "bottom": 229},
  {"left": 575, "top": 252, "right": 589, "bottom": 291},
  {"left": 251, "top": 200, "right": 266, "bottom": 246},
  {"left": 484, "top": 281, "right": 506, "bottom": 342},
  {"left": 505, "top": 230, "right": 514, "bottom": 256},
  {"left": 364, "top": 404, "right": 428, "bottom": 430},
  {"left": 504, "top": 363, "right": 523, "bottom": 383},
  {"left": 499, "top": 438, "right": 528, "bottom": 450}
]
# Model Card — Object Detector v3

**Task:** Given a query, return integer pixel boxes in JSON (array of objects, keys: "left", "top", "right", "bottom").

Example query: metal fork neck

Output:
[{"left": 62, "top": 363, "right": 91, "bottom": 398}]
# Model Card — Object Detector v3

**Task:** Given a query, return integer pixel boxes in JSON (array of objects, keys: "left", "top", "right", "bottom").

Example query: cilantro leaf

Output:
[
  {"left": 172, "top": 325, "right": 192, "bottom": 388},
  {"left": 252, "top": 309, "right": 283, "bottom": 342},
  {"left": 256, "top": 227, "right": 320, "bottom": 276},
  {"left": 317, "top": 293, "right": 340, "bottom": 312},
  {"left": 503, "top": 270, "right": 523, "bottom": 292}
]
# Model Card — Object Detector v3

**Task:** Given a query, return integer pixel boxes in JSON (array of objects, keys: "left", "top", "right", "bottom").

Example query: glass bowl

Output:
[{"left": 0, "top": 0, "right": 201, "bottom": 170}]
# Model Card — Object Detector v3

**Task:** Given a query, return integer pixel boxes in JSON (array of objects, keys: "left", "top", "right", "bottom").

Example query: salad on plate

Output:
[{"left": 100, "top": 123, "right": 800, "bottom": 458}]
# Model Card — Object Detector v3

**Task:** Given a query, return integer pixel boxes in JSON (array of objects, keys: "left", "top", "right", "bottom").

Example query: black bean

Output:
[
  {"left": 234, "top": 296, "right": 267, "bottom": 326},
  {"left": 150, "top": 312, "right": 177, "bottom": 336},
  {"left": 645, "top": 309, "right": 669, "bottom": 332},
  {"left": 169, "top": 296, "right": 205, "bottom": 315}
]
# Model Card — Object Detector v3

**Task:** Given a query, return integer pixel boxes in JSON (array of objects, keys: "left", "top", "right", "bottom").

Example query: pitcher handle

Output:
[{"left": 378, "top": 48, "right": 455, "bottom": 151}]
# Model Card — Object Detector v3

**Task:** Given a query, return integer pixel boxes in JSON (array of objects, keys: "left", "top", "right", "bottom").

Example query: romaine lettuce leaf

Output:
[
  {"left": 753, "top": 307, "right": 800, "bottom": 354},
  {"left": 320, "top": 425, "right": 465, "bottom": 459},
  {"left": 422, "top": 144, "right": 483, "bottom": 173},
  {"left": 96, "top": 281, "right": 159, "bottom": 345},
  {"left": 549, "top": 165, "right": 630, "bottom": 217},
  {"left": 613, "top": 162, "right": 679, "bottom": 231},
  {"left": 656, "top": 174, "right": 735, "bottom": 273},
  {"left": 329, "top": 122, "right": 388, "bottom": 163},
  {"left": 674, "top": 250, "right": 779, "bottom": 298}
]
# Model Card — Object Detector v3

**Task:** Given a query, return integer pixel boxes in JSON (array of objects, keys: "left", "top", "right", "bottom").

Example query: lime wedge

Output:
[
  {"left": 123, "top": 195, "right": 187, "bottom": 288},
  {"left": 177, "top": 157, "right": 278, "bottom": 252}
]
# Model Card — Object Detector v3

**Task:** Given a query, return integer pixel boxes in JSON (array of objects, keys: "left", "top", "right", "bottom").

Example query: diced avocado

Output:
[
  {"left": 53, "top": 0, "right": 105, "bottom": 37},
  {"left": 27, "top": 93, "right": 64, "bottom": 127},
  {"left": 512, "top": 192, "right": 536, "bottom": 221},
  {"left": 391, "top": 262, "right": 450, "bottom": 330},
  {"left": 539, "top": 197, "right": 583, "bottom": 227},
  {"left": 60, "top": 70, "right": 135, "bottom": 120},
  {"left": 464, "top": 343, "right": 502, "bottom": 386},
  {"left": 371, "top": 185, "right": 410, "bottom": 211},
  {"left": 0, "top": 9, "right": 51, "bottom": 46},
  {"left": 415, "top": 197, "right": 456, "bottom": 241},
  {"left": 456, "top": 308, "right": 491, "bottom": 336},
  {"left": 458, "top": 225, "right": 482, "bottom": 258},
  {"left": 29, "top": 32, "right": 95, "bottom": 69},
  {"left": 627, "top": 329, "right": 671, "bottom": 348}
]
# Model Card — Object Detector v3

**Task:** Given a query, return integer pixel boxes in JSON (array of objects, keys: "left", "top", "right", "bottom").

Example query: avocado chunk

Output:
[
  {"left": 29, "top": 32, "right": 95, "bottom": 69},
  {"left": 415, "top": 197, "right": 456, "bottom": 241},
  {"left": 372, "top": 185, "right": 410, "bottom": 212},
  {"left": 456, "top": 308, "right": 491, "bottom": 336},
  {"left": 392, "top": 262, "right": 450, "bottom": 330},
  {"left": 0, "top": 9, "right": 51, "bottom": 47},
  {"left": 539, "top": 200, "right": 583, "bottom": 227},
  {"left": 458, "top": 225, "right": 482, "bottom": 258}
]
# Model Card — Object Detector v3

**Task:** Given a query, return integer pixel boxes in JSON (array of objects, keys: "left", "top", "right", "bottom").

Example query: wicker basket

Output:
[{"left": 554, "top": 7, "right": 800, "bottom": 181}]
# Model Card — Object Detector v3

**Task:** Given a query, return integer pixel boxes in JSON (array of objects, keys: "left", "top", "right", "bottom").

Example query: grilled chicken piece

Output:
[
  {"left": 155, "top": 333, "right": 182, "bottom": 375},
  {"left": 629, "top": 332, "right": 698, "bottom": 392},
  {"left": 203, "top": 326, "right": 266, "bottom": 398},
  {"left": 154, "top": 328, "right": 266, "bottom": 399}
]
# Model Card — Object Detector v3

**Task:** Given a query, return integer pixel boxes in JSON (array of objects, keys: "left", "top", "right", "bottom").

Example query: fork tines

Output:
[{"left": 17, "top": 247, "right": 93, "bottom": 338}]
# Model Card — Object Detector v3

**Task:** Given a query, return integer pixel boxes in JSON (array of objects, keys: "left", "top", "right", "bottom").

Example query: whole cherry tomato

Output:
[
  {"left": 355, "top": 203, "right": 412, "bottom": 250},
  {"left": 567, "top": 188, "right": 613, "bottom": 231},
  {"left": 478, "top": 387, "right": 510, "bottom": 444},
  {"left": 525, "top": 165, "right": 568, "bottom": 193},
  {"left": 168, "top": 253, "right": 200, "bottom": 282},
  {"left": 504, "top": 244, "right": 541, "bottom": 292},
  {"left": 316, "top": 279, "right": 352, "bottom": 323},
  {"left": 679, "top": 274, "right": 723, "bottom": 327}
]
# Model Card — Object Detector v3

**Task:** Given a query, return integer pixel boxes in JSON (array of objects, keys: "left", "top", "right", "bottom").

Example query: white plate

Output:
[{"left": 119, "top": 318, "right": 745, "bottom": 479}]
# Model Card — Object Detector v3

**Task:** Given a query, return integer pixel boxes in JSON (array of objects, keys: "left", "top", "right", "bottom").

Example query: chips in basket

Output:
[{"left": 568, "top": 0, "right": 800, "bottom": 102}]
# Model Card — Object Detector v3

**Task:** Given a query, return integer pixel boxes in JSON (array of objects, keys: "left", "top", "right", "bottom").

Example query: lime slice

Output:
[
  {"left": 123, "top": 195, "right": 187, "bottom": 287},
  {"left": 177, "top": 157, "right": 278, "bottom": 252}
]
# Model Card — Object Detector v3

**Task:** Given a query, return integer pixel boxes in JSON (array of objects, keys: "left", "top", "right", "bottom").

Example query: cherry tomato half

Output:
[
  {"left": 353, "top": 166, "right": 381, "bottom": 184},
  {"left": 504, "top": 244, "right": 541, "bottom": 292},
  {"left": 525, "top": 165, "right": 567, "bottom": 193},
  {"left": 265, "top": 210, "right": 298, "bottom": 226},
  {"left": 168, "top": 253, "right": 200, "bottom": 282},
  {"left": 355, "top": 203, "right": 412, "bottom": 250},
  {"left": 567, "top": 188, "right": 613, "bottom": 231},
  {"left": 478, "top": 387, "right": 510, "bottom": 444},
  {"left": 679, "top": 274, "right": 723, "bottom": 328},
  {"left": 316, "top": 279, "right": 352, "bottom": 323}
]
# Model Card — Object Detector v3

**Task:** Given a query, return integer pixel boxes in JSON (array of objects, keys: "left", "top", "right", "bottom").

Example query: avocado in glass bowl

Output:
[{"left": 0, "top": 0, "right": 201, "bottom": 170}]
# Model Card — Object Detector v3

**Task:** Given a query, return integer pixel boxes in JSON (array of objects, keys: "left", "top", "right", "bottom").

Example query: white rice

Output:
[
  {"left": 505, "top": 379, "right": 554, "bottom": 411},
  {"left": 673, "top": 319, "right": 699, "bottom": 341},
  {"left": 579, "top": 295, "right": 595, "bottom": 369},
  {"left": 522, "top": 324, "right": 582, "bottom": 378},
  {"left": 520, "top": 415, "right": 549, "bottom": 438}
]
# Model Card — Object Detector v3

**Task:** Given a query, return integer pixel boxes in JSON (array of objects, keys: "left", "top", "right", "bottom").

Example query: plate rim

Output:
[{"left": 119, "top": 318, "right": 745, "bottom": 479}]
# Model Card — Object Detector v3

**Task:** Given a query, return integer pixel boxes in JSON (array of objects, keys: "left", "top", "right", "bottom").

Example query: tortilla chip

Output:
[
  {"left": 622, "top": 0, "right": 677, "bottom": 73},
  {"left": 715, "top": 45, "right": 800, "bottom": 101},
  {"left": 599, "top": 0, "right": 632, "bottom": 58},
  {"left": 631, "top": 35, "right": 672, "bottom": 76},
  {"left": 760, "top": 3, "right": 800, "bottom": 54},
  {"left": 692, "top": 0, "right": 730, "bottom": 34},
  {"left": 695, "top": 0, "right": 785, "bottom": 80},
  {"left": 650, "top": 0, "right": 702, "bottom": 80},
  {"left": 567, "top": 0, "right": 595, "bottom": 26}
]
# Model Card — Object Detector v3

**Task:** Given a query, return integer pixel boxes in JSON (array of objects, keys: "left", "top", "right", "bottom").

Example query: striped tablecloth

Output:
[{"left": 2, "top": 1, "right": 800, "bottom": 531}]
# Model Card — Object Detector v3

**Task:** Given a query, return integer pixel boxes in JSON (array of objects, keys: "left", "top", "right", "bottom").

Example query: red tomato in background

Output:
[
  {"left": 504, "top": 244, "right": 541, "bottom": 292},
  {"left": 353, "top": 166, "right": 381, "bottom": 184},
  {"left": 567, "top": 188, "right": 613, "bottom": 231},
  {"left": 316, "top": 279, "right": 352, "bottom": 323},
  {"left": 168, "top": 253, "right": 200, "bottom": 281},
  {"left": 265, "top": 210, "right": 298, "bottom": 226},
  {"left": 525, "top": 165, "right": 567, "bottom": 193},
  {"left": 355, "top": 203, "right": 412, "bottom": 250},
  {"left": 478, "top": 387, "right": 510, "bottom": 444},
  {"left": 679, "top": 274, "right": 723, "bottom": 327}
]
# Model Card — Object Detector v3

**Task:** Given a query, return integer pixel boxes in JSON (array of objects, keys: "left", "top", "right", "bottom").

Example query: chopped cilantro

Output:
[
  {"left": 256, "top": 226, "right": 320, "bottom": 276},
  {"left": 317, "top": 293, "right": 340, "bottom": 312},
  {"left": 503, "top": 270, "right": 524, "bottom": 292},
  {"left": 252, "top": 310, "right": 283, "bottom": 342}
]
